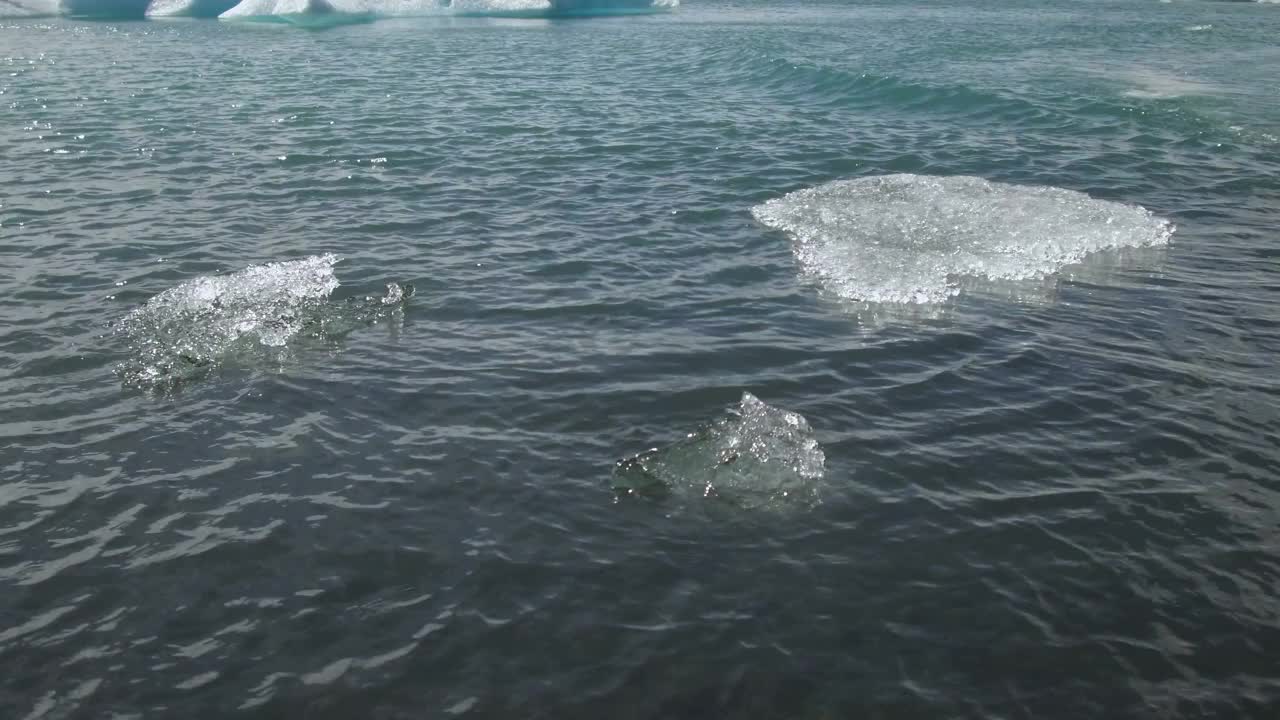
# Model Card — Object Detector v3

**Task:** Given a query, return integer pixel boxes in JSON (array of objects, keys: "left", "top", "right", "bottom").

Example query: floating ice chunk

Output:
[
  {"left": 112, "top": 254, "right": 411, "bottom": 388},
  {"left": 614, "top": 393, "right": 826, "bottom": 511},
  {"left": 381, "top": 282, "right": 405, "bottom": 305},
  {"left": 113, "top": 254, "right": 340, "bottom": 386},
  {"left": 751, "top": 174, "right": 1173, "bottom": 306}
]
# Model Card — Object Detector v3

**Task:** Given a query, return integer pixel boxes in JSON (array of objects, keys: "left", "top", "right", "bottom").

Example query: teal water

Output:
[{"left": 2, "top": 1, "right": 1280, "bottom": 717}]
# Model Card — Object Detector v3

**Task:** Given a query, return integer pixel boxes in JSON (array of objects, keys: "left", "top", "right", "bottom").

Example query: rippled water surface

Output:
[{"left": 3, "top": 1, "right": 1280, "bottom": 717}]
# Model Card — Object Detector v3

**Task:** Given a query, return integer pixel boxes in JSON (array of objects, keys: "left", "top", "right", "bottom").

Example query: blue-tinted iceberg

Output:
[{"left": 614, "top": 393, "right": 826, "bottom": 511}]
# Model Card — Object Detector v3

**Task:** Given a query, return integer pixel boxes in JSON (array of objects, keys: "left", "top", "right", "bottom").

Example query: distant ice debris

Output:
[
  {"left": 447, "top": 0, "right": 676, "bottom": 14},
  {"left": 751, "top": 174, "right": 1173, "bottom": 306},
  {"left": 216, "top": 0, "right": 672, "bottom": 22},
  {"left": 614, "top": 393, "right": 826, "bottom": 511},
  {"left": 113, "top": 254, "right": 412, "bottom": 388},
  {"left": 0, "top": 0, "right": 674, "bottom": 18},
  {"left": 537, "top": 0, "right": 675, "bottom": 13}
]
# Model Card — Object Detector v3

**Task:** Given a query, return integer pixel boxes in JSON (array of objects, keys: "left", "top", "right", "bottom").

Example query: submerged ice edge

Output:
[{"left": 751, "top": 174, "right": 1174, "bottom": 307}]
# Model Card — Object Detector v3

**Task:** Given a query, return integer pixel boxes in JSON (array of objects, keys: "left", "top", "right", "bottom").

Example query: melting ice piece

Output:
[
  {"left": 751, "top": 174, "right": 1174, "bottom": 306},
  {"left": 614, "top": 393, "right": 826, "bottom": 511},
  {"left": 113, "top": 254, "right": 410, "bottom": 388}
]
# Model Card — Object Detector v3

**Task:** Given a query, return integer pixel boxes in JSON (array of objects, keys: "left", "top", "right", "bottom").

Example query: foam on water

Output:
[
  {"left": 112, "top": 254, "right": 410, "bottom": 387},
  {"left": 614, "top": 393, "right": 826, "bottom": 511},
  {"left": 751, "top": 174, "right": 1174, "bottom": 306}
]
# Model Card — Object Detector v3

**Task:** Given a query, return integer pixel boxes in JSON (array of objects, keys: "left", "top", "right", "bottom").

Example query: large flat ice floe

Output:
[{"left": 752, "top": 174, "right": 1174, "bottom": 306}]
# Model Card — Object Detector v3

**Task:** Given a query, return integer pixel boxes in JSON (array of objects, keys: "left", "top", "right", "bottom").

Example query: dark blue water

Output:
[{"left": 2, "top": 1, "right": 1280, "bottom": 717}]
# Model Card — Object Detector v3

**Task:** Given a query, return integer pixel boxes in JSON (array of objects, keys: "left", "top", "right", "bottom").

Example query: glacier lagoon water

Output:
[{"left": 2, "top": 0, "right": 1280, "bottom": 717}]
